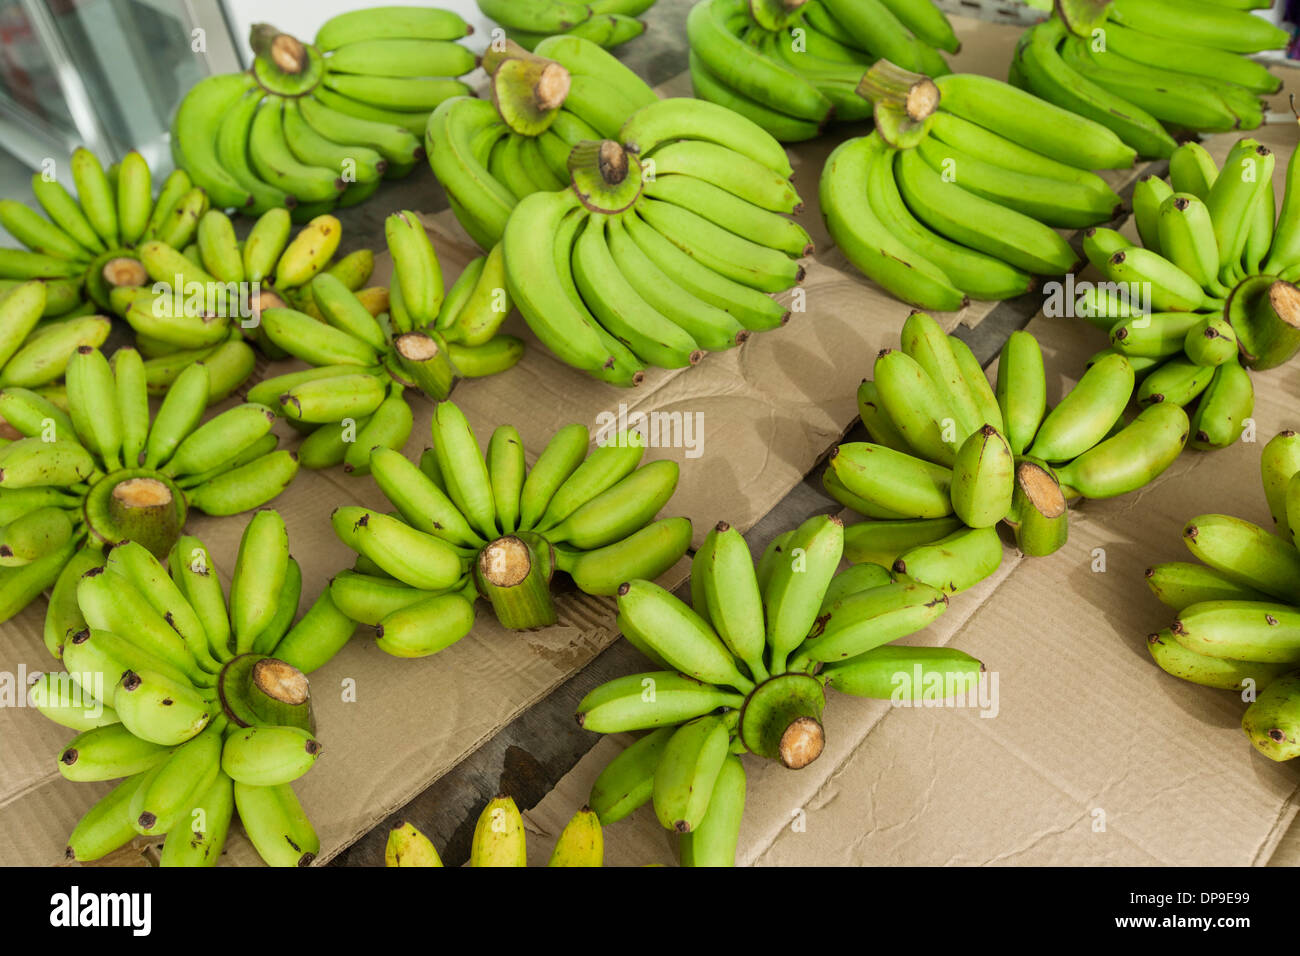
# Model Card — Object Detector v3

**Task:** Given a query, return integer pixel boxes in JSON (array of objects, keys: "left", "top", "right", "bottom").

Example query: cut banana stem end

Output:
[
  {"left": 96, "top": 475, "right": 184, "bottom": 558},
  {"left": 1229, "top": 277, "right": 1300, "bottom": 371},
  {"left": 394, "top": 332, "right": 457, "bottom": 400},
  {"left": 218, "top": 653, "right": 315, "bottom": 732},
  {"left": 570, "top": 140, "right": 642, "bottom": 213},
  {"left": 491, "top": 52, "right": 572, "bottom": 135},
  {"left": 101, "top": 257, "right": 147, "bottom": 290},
  {"left": 857, "top": 61, "right": 940, "bottom": 122},
  {"left": 250, "top": 24, "right": 307, "bottom": 75},
  {"left": 475, "top": 535, "right": 557, "bottom": 630},
  {"left": 738, "top": 672, "right": 827, "bottom": 770},
  {"left": 1006, "top": 458, "right": 1069, "bottom": 558}
]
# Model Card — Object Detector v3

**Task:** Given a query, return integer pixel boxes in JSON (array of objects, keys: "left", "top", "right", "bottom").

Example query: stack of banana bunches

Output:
[
  {"left": 688, "top": 0, "right": 959, "bottom": 141},
  {"left": 171, "top": 8, "right": 479, "bottom": 218},
  {"left": 1011, "top": 0, "right": 1285, "bottom": 160},
  {"left": 824, "top": 312, "right": 1198, "bottom": 594},
  {"left": 1145, "top": 432, "right": 1300, "bottom": 767},
  {"left": 821, "top": 63, "right": 1133, "bottom": 311}
]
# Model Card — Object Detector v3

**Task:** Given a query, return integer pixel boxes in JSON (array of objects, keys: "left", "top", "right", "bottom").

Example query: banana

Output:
[
  {"left": 518, "top": 423, "right": 590, "bottom": 530},
  {"left": 1028, "top": 352, "right": 1134, "bottom": 463},
  {"left": 1110, "top": 312, "right": 1202, "bottom": 359},
  {"left": 1169, "top": 141, "right": 1219, "bottom": 201},
  {"left": 1206, "top": 139, "right": 1273, "bottom": 283},
  {"left": 858, "top": 136, "right": 1029, "bottom": 303},
  {"left": 28, "top": 670, "right": 117, "bottom": 731},
  {"left": 385, "top": 821, "right": 443, "bottom": 867},
  {"left": 895, "top": 147, "right": 1078, "bottom": 276},
  {"left": 588, "top": 726, "right": 673, "bottom": 824},
  {"left": 828, "top": 442, "right": 954, "bottom": 519},
  {"left": 386, "top": 210, "right": 444, "bottom": 327},
  {"left": 1182, "top": 513, "right": 1300, "bottom": 602},
  {"left": 106, "top": 540, "right": 216, "bottom": 673},
  {"left": 58, "top": 722, "right": 173, "bottom": 782},
  {"left": 222, "top": 725, "right": 322, "bottom": 786},
  {"left": 0, "top": 436, "right": 95, "bottom": 488},
  {"left": 77, "top": 567, "right": 208, "bottom": 681},
  {"left": 30, "top": 172, "right": 104, "bottom": 254},
  {"left": 1170, "top": 601, "right": 1300, "bottom": 664},
  {"left": 330, "top": 571, "right": 427, "bottom": 626},
  {"left": 342, "top": 386, "right": 413, "bottom": 476},
  {"left": 615, "top": 578, "right": 753, "bottom": 690},
  {"left": 1156, "top": 193, "right": 1231, "bottom": 298},
  {"left": 643, "top": 174, "right": 811, "bottom": 258},
  {"left": 130, "top": 720, "right": 222, "bottom": 834},
  {"left": 171, "top": 73, "right": 257, "bottom": 211},
  {"left": 369, "top": 445, "right": 483, "bottom": 548},
  {"left": 70, "top": 148, "right": 119, "bottom": 249},
  {"left": 228, "top": 510, "right": 290, "bottom": 654},
  {"left": 1056, "top": 403, "right": 1189, "bottom": 499},
  {"left": 1146, "top": 626, "right": 1288, "bottom": 693},
  {"left": 688, "top": 50, "right": 823, "bottom": 143},
  {"left": 571, "top": 214, "right": 702, "bottom": 368},
  {"left": 637, "top": 197, "right": 803, "bottom": 294},
  {"left": 273, "top": 589, "right": 358, "bottom": 675},
  {"left": 1131, "top": 175, "right": 1172, "bottom": 255},
  {"left": 689, "top": 521, "right": 765, "bottom": 681},
  {"left": 331, "top": 506, "right": 465, "bottom": 591},
  {"left": 547, "top": 807, "right": 603, "bottom": 867},
  {"left": 892, "top": 526, "right": 1002, "bottom": 594},
  {"left": 65, "top": 773, "right": 147, "bottom": 862},
  {"left": 502, "top": 192, "right": 613, "bottom": 373},
  {"left": 159, "top": 771, "right": 234, "bottom": 867},
  {"left": 621, "top": 202, "right": 788, "bottom": 331},
  {"left": 951, "top": 425, "right": 1014, "bottom": 529},
  {"left": 0, "top": 280, "right": 48, "bottom": 371},
  {"left": 1145, "top": 562, "right": 1271, "bottom": 611},
  {"left": 1109, "top": 0, "right": 1287, "bottom": 52},
  {"left": 112, "top": 668, "right": 211, "bottom": 747},
  {"left": 469, "top": 794, "right": 527, "bottom": 867},
  {"left": 278, "top": 373, "right": 387, "bottom": 424},
  {"left": 249, "top": 98, "right": 345, "bottom": 204},
  {"left": 426, "top": 97, "right": 516, "bottom": 248},
  {"left": 1136, "top": 357, "right": 1215, "bottom": 408},
  {"left": 1189, "top": 361, "right": 1253, "bottom": 450},
  {"left": 915, "top": 134, "right": 1118, "bottom": 229},
  {"left": 545, "top": 460, "right": 679, "bottom": 550},
  {"left": 762, "top": 512, "right": 844, "bottom": 671},
  {"left": 162, "top": 404, "right": 276, "bottom": 478},
  {"left": 374, "top": 590, "right": 476, "bottom": 658},
  {"left": 1011, "top": 19, "right": 1173, "bottom": 159},
  {"left": 652, "top": 715, "right": 729, "bottom": 833},
  {"left": 855, "top": 380, "right": 910, "bottom": 453},
  {"left": 316, "top": 6, "right": 469, "bottom": 49},
  {"left": 821, "top": 644, "right": 984, "bottom": 701},
  {"left": 798, "top": 578, "right": 949, "bottom": 662},
  {"left": 275, "top": 214, "right": 342, "bottom": 290},
  {"left": 261, "top": 308, "right": 378, "bottom": 367},
  {"left": 65, "top": 346, "right": 122, "bottom": 470},
  {"left": 558, "top": 517, "right": 690, "bottom": 598},
  {"left": 233, "top": 781, "right": 319, "bottom": 866},
  {"left": 1262, "top": 431, "right": 1300, "bottom": 539},
  {"left": 0, "top": 506, "right": 72, "bottom": 566},
  {"left": 873, "top": 348, "right": 960, "bottom": 466},
  {"left": 995, "top": 330, "right": 1046, "bottom": 456},
  {"left": 644, "top": 139, "right": 798, "bottom": 213},
  {"left": 842, "top": 517, "right": 963, "bottom": 568},
  {"left": 166, "top": 536, "right": 229, "bottom": 662},
  {"left": 430, "top": 400, "right": 496, "bottom": 540},
  {"left": 1242, "top": 672, "right": 1300, "bottom": 761},
  {"left": 576, "top": 669, "right": 746, "bottom": 733},
  {"left": 0, "top": 199, "right": 89, "bottom": 261}
]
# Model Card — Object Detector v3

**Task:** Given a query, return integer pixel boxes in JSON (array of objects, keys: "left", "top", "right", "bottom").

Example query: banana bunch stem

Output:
[{"left": 474, "top": 535, "right": 558, "bottom": 630}]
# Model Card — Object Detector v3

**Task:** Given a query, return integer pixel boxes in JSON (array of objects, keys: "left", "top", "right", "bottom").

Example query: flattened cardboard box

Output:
[{"left": 529, "top": 123, "right": 1300, "bottom": 867}]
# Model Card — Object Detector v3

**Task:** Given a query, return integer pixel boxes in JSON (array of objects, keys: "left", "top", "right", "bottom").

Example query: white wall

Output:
[{"left": 223, "top": 0, "right": 498, "bottom": 62}]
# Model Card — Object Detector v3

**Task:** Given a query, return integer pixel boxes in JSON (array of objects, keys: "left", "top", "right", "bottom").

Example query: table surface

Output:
[{"left": 320, "top": 0, "right": 1159, "bottom": 866}]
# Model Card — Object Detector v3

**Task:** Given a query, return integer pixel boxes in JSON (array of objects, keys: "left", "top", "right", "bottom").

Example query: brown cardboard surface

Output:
[{"left": 531, "top": 124, "right": 1300, "bottom": 868}]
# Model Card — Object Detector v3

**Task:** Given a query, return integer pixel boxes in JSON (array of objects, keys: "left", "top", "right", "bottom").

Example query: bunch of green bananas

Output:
[
  {"left": 578, "top": 512, "right": 983, "bottom": 866},
  {"left": 1011, "top": 0, "right": 1284, "bottom": 160},
  {"left": 110, "top": 211, "right": 372, "bottom": 386},
  {"left": 172, "top": 8, "right": 477, "bottom": 218},
  {"left": 328, "top": 400, "right": 691, "bottom": 656},
  {"left": 0, "top": 148, "right": 208, "bottom": 392},
  {"left": 830, "top": 312, "right": 1192, "bottom": 578},
  {"left": 246, "top": 212, "right": 523, "bottom": 475},
  {"left": 428, "top": 35, "right": 657, "bottom": 249},
  {"left": 501, "top": 97, "right": 807, "bottom": 384},
  {"left": 1077, "top": 137, "right": 1300, "bottom": 443},
  {"left": 478, "top": 0, "right": 655, "bottom": 50},
  {"left": 688, "top": 0, "right": 957, "bottom": 142},
  {"left": 387, "top": 798, "right": 603, "bottom": 866},
  {"left": 33, "top": 511, "right": 357, "bottom": 866},
  {"left": 1144, "top": 430, "right": 1300, "bottom": 763},
  {"left": 821, "top": 62, "right": 1132, "bottom": 311},
  {"left": 0, "top": 344, "right": 300, "bottom": 628}
]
